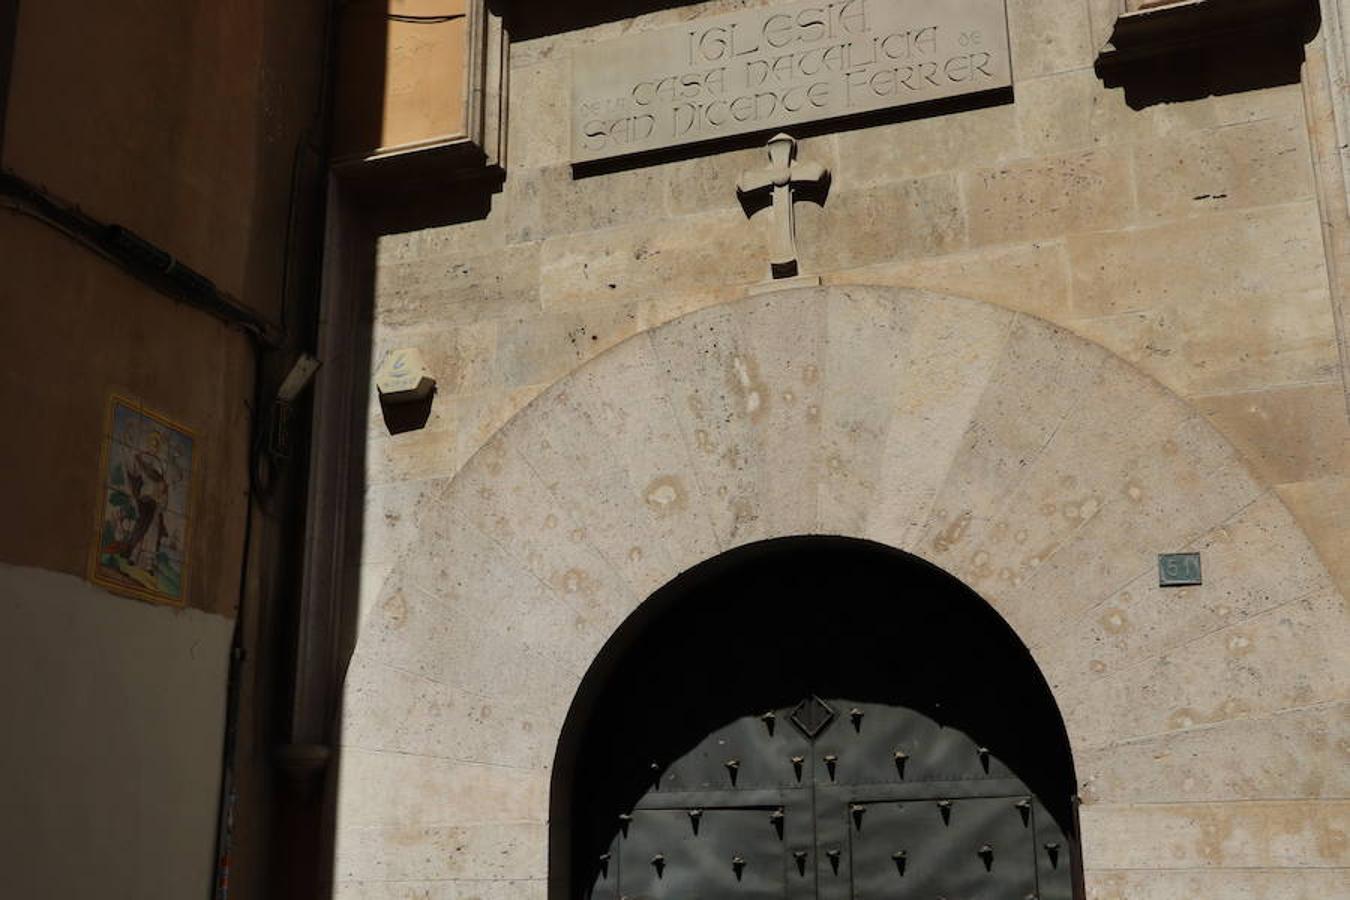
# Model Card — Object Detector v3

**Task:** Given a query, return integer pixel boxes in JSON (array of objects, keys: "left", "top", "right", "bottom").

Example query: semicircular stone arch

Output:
[{"left": 335, "top": 286, "right": 1347, "bottom": 898}]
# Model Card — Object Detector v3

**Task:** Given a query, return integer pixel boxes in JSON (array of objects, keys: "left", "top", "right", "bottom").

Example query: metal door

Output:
[{"left": 588, "top": 695, "right": 1074, "bottom": 900}]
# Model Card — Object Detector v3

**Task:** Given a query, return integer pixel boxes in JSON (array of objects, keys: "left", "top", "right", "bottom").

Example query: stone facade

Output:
[{"left": 335, "top": 1, "right": 1350, "bottom": 898}]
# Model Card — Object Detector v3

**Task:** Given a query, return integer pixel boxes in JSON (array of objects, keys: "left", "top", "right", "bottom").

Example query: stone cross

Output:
[{"left": 737, "top": 133, "right": 829, "bottom": 280}]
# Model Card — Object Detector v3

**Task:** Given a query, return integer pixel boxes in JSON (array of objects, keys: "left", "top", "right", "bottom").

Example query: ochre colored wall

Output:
[
  {"left": 2, "top": 0, "right": 322, "bottom": 320},
  {"left": 0, "top": 214, "right": 252, "bottom": 616}
]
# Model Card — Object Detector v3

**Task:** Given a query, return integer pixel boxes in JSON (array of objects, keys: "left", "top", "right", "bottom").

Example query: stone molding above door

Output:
[{"left": 332, "top": 286, "right": 1348, "bottom": 899}]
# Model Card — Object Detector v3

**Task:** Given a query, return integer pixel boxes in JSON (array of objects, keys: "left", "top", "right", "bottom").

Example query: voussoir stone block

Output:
[
  {"left": 1060, "top": 589, "right": 1350, "bottom": 748},
  {"left": 1076, "top": 702, "right": 1350, "bottom": 804},
  {"left": 1037, "top": 490, "right": 1335, "bottom": 687}
]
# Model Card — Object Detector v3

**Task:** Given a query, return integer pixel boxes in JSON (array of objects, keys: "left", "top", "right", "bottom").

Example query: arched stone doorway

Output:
[
  {"left": 334, "top": 286, "right": 1345, "bottom": 898},
  {"left": 554, "top": 536, "right": 1081, "bottom": 900}
]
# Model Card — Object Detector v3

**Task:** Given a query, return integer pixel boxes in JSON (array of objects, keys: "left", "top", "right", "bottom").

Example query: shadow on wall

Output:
[
  {"left": 1096, "top": 0, "right": 1321, "bottom": 108},
  {"left": 549, "top": 536, "right": 1081, "bottom": 900}
]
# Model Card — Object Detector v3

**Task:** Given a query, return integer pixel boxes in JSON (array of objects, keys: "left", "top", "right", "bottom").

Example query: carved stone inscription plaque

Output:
[{"left": 571, "top": 0, "right": 1012, "bottom": 163}]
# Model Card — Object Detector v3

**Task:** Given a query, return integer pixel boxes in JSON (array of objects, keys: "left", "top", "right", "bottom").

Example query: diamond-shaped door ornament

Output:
[{"left": 790, "top": 695, "right": 836, "bottom": 738}]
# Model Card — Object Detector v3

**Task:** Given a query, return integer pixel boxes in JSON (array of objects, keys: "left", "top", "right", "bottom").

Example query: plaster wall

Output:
[
  {"left": 342, "top": 0, "right": 1350, "bottom": 898},
  {"left": 0, "top": 563, "right": 234, "bottom": 899}
]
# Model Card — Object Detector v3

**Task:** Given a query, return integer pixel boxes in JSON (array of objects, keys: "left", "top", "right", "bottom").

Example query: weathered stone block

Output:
[
  {"left": 1069, "top": 293, "right": 1340, "bottom": 398},
  {"left": 1062, "top": 590, "right": 1350, "bottom": 747},
  {"left": 1276, "top": 476, "right": 1350, "bottom": 599},
  {"left": 339, "top": 652, "right": 560, "bottom": 769},
  {"left": 1067, "top": 202, "right": 1326, "bottom": 317},
  {"left": 509, "top": 57, "right": 571, "bottom": 171},
  {"left": 1006, "top": 0, "right": 1096, "bottom": 79},
  {"left": 1197, "top": 383, "right": 1350, "bottom": 485},
  {"left": 1084, "top": 869, "right": 1350, "bottom": 900},
  {"left": 333, "top": 878, "right": 548, "bottom": 900},
  {"left": 1000, "top": 411, "right": 1265, "bottom": 645},
  {"left": 1086, "top": 0, "right": 1125, "bottom": 49},
  {"left": 963, "top": 147, "right": 1135, "bottom": 246},
  {"left": 664, "top": 146, "right": 765, "bottom": 218},
  {"left": 359, "top": 477, "right": 450, "bottom": 566},
  {"left": 833, "top": 102, "right": 1021, "bottom": 185},
  {"left": 1079, "top": 800, "right": 1350, "bottom": 870},
  {"left": 646, "top": 293, "right": 829, "bottom": 550},
  {"left": 337, "top": 749, "right": 548, "bottom": 828},
  {"left": 796, "top": 172, "right": 967, "bottom": 272},
  {"left": 1038, "top": 491, "right": 1335, "bottom": 686},
  {"left": 1135, "top": 115, "right": 1315, "bottom": 220},
  {"left": 448, "top": 384, "right": 550, "bottom": 473},
  {"left": 1077, "top": 703, "right": 1350, "bottom": 804},
  {"left": 827, "top": 239, "right": 1073, "bottom": 321},
  {"left": 374, "top": 244, "right": 541, "bottom": 329},
  {"left": 365, "top": 420, "right": 460, "bottom": 487},
  {"left": 919, "top": 317, "right": 1107, "bottom": 561},
  {"left": 1016, "top": 68, "right": 1155, "bottom": 156},
  {"left": 504, "top": 164, "right": 666, "bottom": 243},
  {"left": 495, "top": 374, "right": 707, "bottom": 596},
  {"left": 334, "top": 821, "right": 547, "bottom": 882},
  {"left": 358, "top": 557, "right": 583, "bottom": 706},
  {"left": 375, "top": 204, "right": 510, "bottom": 267},
  {"left": 495, "top": 303, "right": 646, "bottom": 387},
  {"left": 924, "top": 360, "right": 1183, "bottom": 601},
  {"left": 728, "top": 290, "right": 829, "bottom": 540},
  {"left": 538, "top": 210, "right": 764, "bottom": 309},
  {"left": 1066, "top": 202, "right": 1337, "bottom": 394},
  {"left": 441, "top": 432, "right": 642, "bottom": 632},
  {"left": 820, "top": 289, "right": 1014, "bottom": 546}
]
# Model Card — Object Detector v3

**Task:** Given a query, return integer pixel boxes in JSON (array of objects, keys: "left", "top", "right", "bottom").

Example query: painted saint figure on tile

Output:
[{"left": 91, "top": 396, "right": 196, "bottom": 605}]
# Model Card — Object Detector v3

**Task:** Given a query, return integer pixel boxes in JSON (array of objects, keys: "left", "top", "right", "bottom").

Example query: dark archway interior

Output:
[{"left": 549, "top": 536, "right": 1080, "bottom": 900}]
